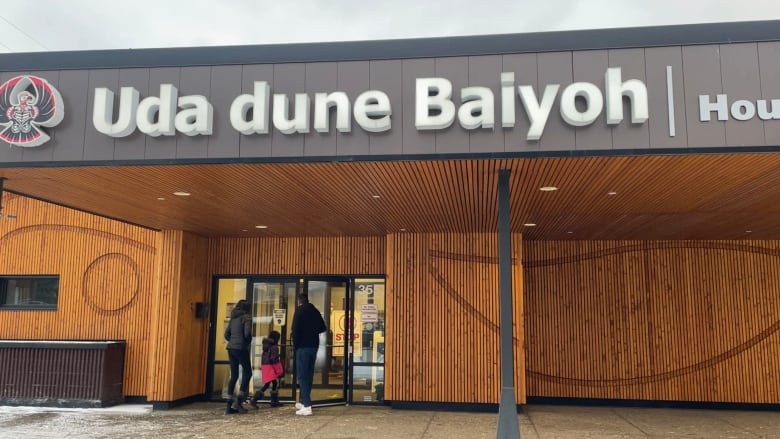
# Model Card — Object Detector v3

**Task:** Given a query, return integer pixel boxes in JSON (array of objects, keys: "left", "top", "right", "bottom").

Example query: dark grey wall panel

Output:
[
  {"left": 336, "top": 61, "right": 370, "bottom": 156},
  {"left": 433, "top": 57, "right": 469, "bottom": 154},
  {"left": 683, "top": 45, "right": 726, "bottom": 148},
  {"left": 368, "top": 60, "right": 403, "bottom": 155},
  {"left": 467, "top": 55, "right": 504, "bottom": 153},
  {"left": 502, "top": 53, "right": 540, "bottom": 152},
  {"left": 176, "top": 66, "right": 210, "bottom": 158},
  {"left": 53, "top": 70, "right": 89, "bottom": 162},
  {"left": 304, "top": 62, "right": 338, "bottom": 157},
  {"left": 402, "top": 59, "right": 436, "bottom": 155},
  {"left": 721, "top": 43, "right": 765, "bottom": 147},
  {"left": 144, "top": 68, "right": 180, "bottom": 159},
  {"left": 538, "top": 52, "right": 575, "bottom": 151},
  {"left": 759, "top": 42, "right": 780, "bottom": 145},
  {"left": 0, "top": 72, "right": 24, "bottom": 163},
  {"left": 238, "top": 64, "right": 273, "bottom": 158},
  {"left": 208, "top": 66, "right": 241, "bottom": 158},
  {"left": 645, "top": 47, "right": 687, "bottom": 148},
  {"left": 113, "top": 69, "right": 149, "bottom": 161},
  {"left": 84, "top": 69, "right": 118, "bottom": 161},
  {"left": 271, "top": 64, "right": 305, "bottom": 157},
  {"left": 609, "top": 48, "right": 650, "bottom": 150},
  {"left": 55, "top": 70, "right": 92, "bottom": 161},
  {"left": 572, "top": 50, "right": 611, "bottom": 150},
  {"left": 6, "top": 37, "right": 780, "bottom": 167}
]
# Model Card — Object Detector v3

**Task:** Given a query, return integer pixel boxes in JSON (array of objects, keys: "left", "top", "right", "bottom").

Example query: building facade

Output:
[{"left": 2, "top": 20, "right": 780, "bottom": 409}]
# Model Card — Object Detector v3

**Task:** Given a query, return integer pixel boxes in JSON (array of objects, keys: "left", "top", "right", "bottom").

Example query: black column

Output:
[{"left": 497, "top": 169, "right": 520, "bottom": 438}]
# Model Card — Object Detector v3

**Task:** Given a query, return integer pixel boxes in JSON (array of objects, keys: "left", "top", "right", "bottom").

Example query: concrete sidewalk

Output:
[{"left": 2, "top": 402, "right": 780, "bottom": 438}]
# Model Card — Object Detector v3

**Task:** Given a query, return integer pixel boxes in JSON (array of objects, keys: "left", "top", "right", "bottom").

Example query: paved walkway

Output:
[{"left": 2, "top": 403, "right": 780, "bottom": 438}]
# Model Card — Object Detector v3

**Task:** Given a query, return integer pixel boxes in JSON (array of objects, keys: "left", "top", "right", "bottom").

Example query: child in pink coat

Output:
[{"left": 248, "top": 330, "right": 283, "bottom": 408}]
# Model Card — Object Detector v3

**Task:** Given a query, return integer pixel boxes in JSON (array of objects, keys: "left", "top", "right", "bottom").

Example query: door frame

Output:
[{"left": 206, "top": 275, "right": 353, "bottom": 406}]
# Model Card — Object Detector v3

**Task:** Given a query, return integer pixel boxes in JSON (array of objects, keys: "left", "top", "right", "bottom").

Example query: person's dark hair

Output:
[
  {"left": 235, "top": 299, "right": 250, "bottom": 312},
  {"left": 268, "top": 330, "right": 281, "bottom": 343},
  {"left": 297, "top": 293, "right": 309, "bottom": 304}
]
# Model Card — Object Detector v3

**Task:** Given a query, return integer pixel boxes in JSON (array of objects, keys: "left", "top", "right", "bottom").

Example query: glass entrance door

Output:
[
  {"left": 305, "top": 278, "right": 349, "bottom": 406},
  {"left": 249, "top": 279, "right": 299, "bottom": 403},
  {"left": 207, "top": 276, "right": 350, "bottom": 406}
]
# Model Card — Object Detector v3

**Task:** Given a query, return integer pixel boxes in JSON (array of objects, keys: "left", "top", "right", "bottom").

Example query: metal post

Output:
[{"left": 497, "top": 169, "right": 521, "bottom": 438}]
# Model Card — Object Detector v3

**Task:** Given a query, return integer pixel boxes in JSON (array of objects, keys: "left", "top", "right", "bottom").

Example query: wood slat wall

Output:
[
  {"left": 0, "top": 193, "right": 157, "bottom": 397},
  {"left": 208, "top": 236, "right": 385, "bottom": 275},
  {"left": 385, "top": 232, "right": 526, "bottom": 404},
  {"left": 524, "top": 240, "right": 780, "bottom": 403},
  {"left": 147, "top": 230, "right": 210, "bottom": 401}
]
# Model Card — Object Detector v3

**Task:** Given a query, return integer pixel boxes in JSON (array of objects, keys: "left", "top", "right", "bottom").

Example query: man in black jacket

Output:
[
  {"left": 223, "top": 299, "right": 252, "bottom": 414},
  {"left": 292, "top": 293, "right": 327, "bottom": 416}
]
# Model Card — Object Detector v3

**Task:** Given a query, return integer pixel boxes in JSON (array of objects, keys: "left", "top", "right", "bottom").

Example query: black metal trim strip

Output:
[
  {"left": 4, "top": 145, "right": 780, "bottom": 169},
  {"left": 388, "top": 400, "right": 518, "bottom": 413},
  {"left": 527, "top": 396, "right": 780, "bottom": 411}
]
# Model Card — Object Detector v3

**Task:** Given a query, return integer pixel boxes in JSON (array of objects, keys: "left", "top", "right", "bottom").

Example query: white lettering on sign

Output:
[
  {"left": 699, "top": 94, "right": 780, "bottom": 122},
  {"left": 92, "top": 67, "right": 651, "bottom": 141},
  {"left": 230, "top": 81, "right": 270, "bottom": 134},
  {"left": 415, "top": 78, "right": 456, "bottom": 130},
  {"left": 228, "top": 81, "right": 391, "bottom": 134},
  {"left": 517, "top": 84, "right": 559, "bottom": 141},
  {"left": 313, "top": 91, "right": 351, "bottom": 133},
  {"left": 93, "top": 84, "right": 213, "bottom": 137},
  {"left": 415, "top": 67, "right": 648, "bottom": 140},
  {"left": 354, "top": 90, "right": 392, "bottom": 132}
]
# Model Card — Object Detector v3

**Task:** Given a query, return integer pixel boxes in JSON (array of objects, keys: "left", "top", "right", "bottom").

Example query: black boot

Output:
[
  {"left": 231, "top": 392, "right": 247, "bottom": 414},
  {"left": 224, "top": 398, "right": 238, "bottom": 415},
  {"left": 269, "top": 391, "right": 280, "bottom": 408},
  {"left": 248, "top": 390, "right": 263, "bottom": 409}
]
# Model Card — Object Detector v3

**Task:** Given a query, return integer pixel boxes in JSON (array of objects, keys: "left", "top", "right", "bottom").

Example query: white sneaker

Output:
[
  {"left": 295, "top": 402, "right": 303, "bottom": 410},
  {"left": 295, "top": 406, "right": 312, "bottom": 416}
]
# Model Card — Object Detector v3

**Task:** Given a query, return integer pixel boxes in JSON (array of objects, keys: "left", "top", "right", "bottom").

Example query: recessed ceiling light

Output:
[
  {"left": 173, "top": 191, "right": 191, "bottom": 197},
  {"left": 539, "top": 186, "right": 558, "bottom": 192},
  {"left": 607, "top": 191, "right": 617, "bottom": 196},
  {"left": 157, "top": 197, "right": 166, "bottom": 201},
  {"left": 241, "top": 229, "right": 248, "bottom": 232},
  {"left": 400, "top": 228, "right": 407, "bottom": 232},
  {"left": 567, "top": 231, "right": 573, "bottom": 234},
  {"left": 745, "top": 230, "right": 753, "bottom": 233},
  {"left": 523, "top": 223, "right": 537, "bottom": 227},
  {"left": 255, "top": 225, "right": 268, "bottom": 229},
  {"left": 372, "top": 194, "right": 381, "bottom": 199}
]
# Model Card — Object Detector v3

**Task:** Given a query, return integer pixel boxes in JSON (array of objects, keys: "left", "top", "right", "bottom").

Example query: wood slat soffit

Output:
[{"left": 3, "top": 153, "right": 780, "bottom": 240}]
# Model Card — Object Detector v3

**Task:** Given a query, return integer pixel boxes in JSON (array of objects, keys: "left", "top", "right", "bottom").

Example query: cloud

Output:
[{"left": 1, "top": 0, "right": 779, "bottom": 53}]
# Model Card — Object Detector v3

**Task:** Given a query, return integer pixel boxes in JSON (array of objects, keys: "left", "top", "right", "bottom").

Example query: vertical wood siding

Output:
[
  {"left": 384, "top": 232, "right": 526, "bottom": 404},
  {"left": 524, "top": 240, "right": 780, "bottom": 403},
  {"left": 147, "top": 231, "right": 210, "bottom": 401},
  {"left": 0, "top": 193, "right": 156, "bottom": 397},
  {"left": 208, "top": 236, "right": 385, "bottom": 275}
]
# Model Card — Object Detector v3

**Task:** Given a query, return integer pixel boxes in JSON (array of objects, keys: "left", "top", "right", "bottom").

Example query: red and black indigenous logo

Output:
[{"left": 0, "top": 75, "right": 64, "bottom": 147}]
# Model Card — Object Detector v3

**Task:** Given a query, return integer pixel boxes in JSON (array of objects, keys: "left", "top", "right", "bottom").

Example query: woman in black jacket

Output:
[{"left": 223, "top": 299, "right": 252, "bottom": 414}]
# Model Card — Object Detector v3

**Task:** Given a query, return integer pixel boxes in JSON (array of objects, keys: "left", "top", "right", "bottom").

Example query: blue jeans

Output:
[{"left": 295, "top": 347, "right": 317, "bottom": 407}]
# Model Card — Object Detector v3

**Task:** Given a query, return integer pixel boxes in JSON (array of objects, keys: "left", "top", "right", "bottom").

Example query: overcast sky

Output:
[{"left": 1, "top": 0, "right": 779, "bottom": 53}]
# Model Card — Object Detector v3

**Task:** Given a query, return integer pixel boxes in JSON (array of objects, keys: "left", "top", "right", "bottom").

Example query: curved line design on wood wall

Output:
[
  {"left": 1, "top": 224, "right": 154, "bottom": 316},
  {"left": 527, "top": 317, "right": 780, "bottom": 386},
  {"left": 524, "top": 241, "right": 780, "bottom": 268},
  {"left": 433, "top": 244, "right": 780, "bottom": 387},
  {"left": 429, "top": 249, "right": 519, "bottom": 344},
  {"left": 0, "top": 224, "right": 155, "bottom": 252},
  {"left": 524, "top": 241, "right": 780, "bottom": 387},
  {"left": 82, "top": 253, "right": 141, "bottom": 314}
]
